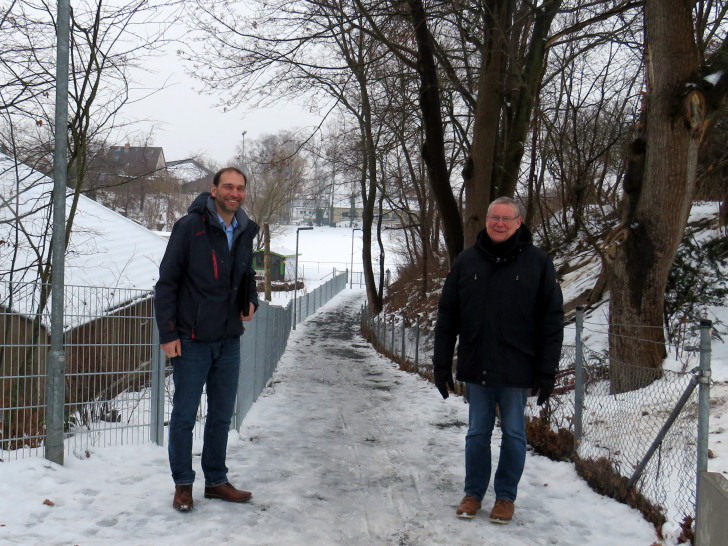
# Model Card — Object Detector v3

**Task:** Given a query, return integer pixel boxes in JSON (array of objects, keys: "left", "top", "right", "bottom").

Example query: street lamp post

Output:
[
  {"left": 293, "top": 226, "right": 313, "bottom": 329},
  {"left": 350, "top": 227, "right": 362, "bottom": 289},
  {"left": 241, "top": 130, "right": 247, "bottom": 170}
]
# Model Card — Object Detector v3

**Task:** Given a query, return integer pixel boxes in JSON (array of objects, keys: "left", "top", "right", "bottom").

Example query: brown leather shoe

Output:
[
  {"left": 489, "top": 498, "right": 514, "bottom": 524},
  {"left": 456, "top": 494, "right": 481, "bottom": 519},
  {"left": 204, "top": 482, "right": 252, "bottom": 503},
  {"left": 173, "top": 484, "right": 193, "bottom": 512}
]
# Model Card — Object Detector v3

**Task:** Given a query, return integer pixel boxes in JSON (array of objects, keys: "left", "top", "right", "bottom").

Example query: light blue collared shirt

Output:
[{"left": 217, "top": 214, "right": 238, "bottom": 251}]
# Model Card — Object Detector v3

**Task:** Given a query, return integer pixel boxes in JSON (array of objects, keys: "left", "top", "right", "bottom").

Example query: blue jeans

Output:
[
  {"left": 464, "top": 383, "right": 528, "bottom": 503},
  {"left": 168, "top": 337, "right": 240, "bottom": 487}
]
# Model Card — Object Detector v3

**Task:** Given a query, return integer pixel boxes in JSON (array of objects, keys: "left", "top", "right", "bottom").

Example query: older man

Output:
[{"left": 433, "top": 196, "right": 564, "bottom": 523}]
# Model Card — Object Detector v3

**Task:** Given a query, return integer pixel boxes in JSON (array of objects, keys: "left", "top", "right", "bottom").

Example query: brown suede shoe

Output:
[
  {"left": 456, "top": 494, "right": 481, "bottom": 519},
  {"left": 489, "top": 498, "right": 514, "bottom": 524},
  {"left": 204, "top": 482, "right": 252, "bottom": 503},
  {"left": 173, "top": 484, "right": 193, "bottom": 512}
]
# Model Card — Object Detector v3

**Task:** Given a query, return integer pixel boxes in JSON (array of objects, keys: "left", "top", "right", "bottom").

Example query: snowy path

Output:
[{"left": 0, "top": 290, "right": 659, "bottom": 545}]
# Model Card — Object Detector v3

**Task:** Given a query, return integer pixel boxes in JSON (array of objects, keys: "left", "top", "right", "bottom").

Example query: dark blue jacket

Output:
[
  {"left": 154, "top": 193, "right": 259, "bottom": 343},
  {"left": 433, "top": 225, "right": 564, "bottom": 387}
]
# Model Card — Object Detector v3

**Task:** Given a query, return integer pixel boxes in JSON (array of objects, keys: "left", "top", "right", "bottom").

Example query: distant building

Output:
[
  {"left": 86, "top": 144, "right": 170, "bottom": 214},
  {"left": 166, "top": 159, "right": 215, "bottom": 194},
  {"left": 94, "top": 144, "right": 167, "bottom": 182},
  {"left": 289, "top": 199, "right": 328, "bottom": 225},
  {"left": 252, "top": 247, "right": 296, "bottom": 281}
]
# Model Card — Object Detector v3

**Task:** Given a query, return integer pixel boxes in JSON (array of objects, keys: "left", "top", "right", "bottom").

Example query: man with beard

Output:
[{"left": 155, "top": 167, "right": 259, "bottom": 512}]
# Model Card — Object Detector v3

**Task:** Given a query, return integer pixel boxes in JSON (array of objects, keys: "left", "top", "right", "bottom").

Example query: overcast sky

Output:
[{"left": 115, "top": 37, "right": 324, "bottom": 166}]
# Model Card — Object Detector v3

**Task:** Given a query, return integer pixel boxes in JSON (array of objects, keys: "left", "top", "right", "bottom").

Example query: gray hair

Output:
[{"left": 487, "top": 196, "right": 522, "bottom": 218}]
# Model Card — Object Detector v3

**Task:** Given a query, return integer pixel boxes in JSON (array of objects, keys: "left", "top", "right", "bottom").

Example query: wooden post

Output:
[{"left": 264, "top": 223, "right": 272, "bottom": 301}]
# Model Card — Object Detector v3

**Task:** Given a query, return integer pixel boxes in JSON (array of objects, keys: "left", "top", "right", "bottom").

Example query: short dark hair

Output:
[{"left": 213, "top": 167, "right": 246, "bottom": 187}]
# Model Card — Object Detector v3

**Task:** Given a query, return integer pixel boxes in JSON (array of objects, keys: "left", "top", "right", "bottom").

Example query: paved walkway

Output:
[{"left": 212, "top": 290, "right": 657, "bottom": 545}]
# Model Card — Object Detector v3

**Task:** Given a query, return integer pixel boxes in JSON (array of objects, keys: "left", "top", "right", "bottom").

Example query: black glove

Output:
[
  {"left": 434, "top": 368, "right": 455, "bottom": 399},
  {"left": 531, "top": 374, "right": 555, "bottom": 406}
]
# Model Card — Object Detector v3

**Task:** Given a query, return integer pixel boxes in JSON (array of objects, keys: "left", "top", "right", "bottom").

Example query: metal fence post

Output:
[
  {"left": 267, "top": 302, "right": 274, "bottom": 385},
  {"left": 378, "top": 312, "right": 383, "bottom": 351},
  {"left": 574, "top": 306, "right": 584, "bottom": 448},
  {"left": 401, "top": 320, "right": 406, "bottom": 361},
  {"left": 414, "top": 315, "right": 420, "bottom": 373},
  {"left": 150, "top": 321, "right": 166, "bottom": 446},
  {"left": 697, "top": 318, "right": 713, "bottom": 527},
  {"left": 390, "top": 315, "right": 395, "bottom": 354}
]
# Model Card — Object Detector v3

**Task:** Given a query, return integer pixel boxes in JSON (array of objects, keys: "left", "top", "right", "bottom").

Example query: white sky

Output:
[{"left": 117, "top": 39, "right": 324, "bottom": 166}]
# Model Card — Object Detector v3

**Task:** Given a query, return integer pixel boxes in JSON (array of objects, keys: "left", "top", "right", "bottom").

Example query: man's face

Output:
[
  {"left": 485, "top": 203, "right": 522, "bottom": 243},
  {"left": 211, "top": 171, "right": 246, "bottom": 217}
]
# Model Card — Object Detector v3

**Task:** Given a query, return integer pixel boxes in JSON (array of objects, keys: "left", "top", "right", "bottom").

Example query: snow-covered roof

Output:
[
  {"left": 166, "top": 159, "right": 214, "bottom": 183},
  {"left": 0, "top": 153, "right": 168, "bottom": 325},
  {"left": 253, "top": 246, "right": 296, "bottom": 257}
]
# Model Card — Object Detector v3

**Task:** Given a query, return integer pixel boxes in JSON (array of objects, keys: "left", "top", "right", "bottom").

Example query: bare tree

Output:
[
  {"left": 1, "top": 0, "right": 177, "bottom": 286},
  {"left": 245, "top": 131, "right": 308, "bottom": 248},
  {"left": 0, "top": 0, "right": 179, "bottom": 441}
]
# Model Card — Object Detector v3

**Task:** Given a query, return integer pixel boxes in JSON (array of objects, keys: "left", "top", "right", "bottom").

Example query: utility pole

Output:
[
  {"left": 241, "top": 130, "right": 247, "bottom": 171},
  {"left": 46, "top": 0, "right": 71, "bottom": 465}
]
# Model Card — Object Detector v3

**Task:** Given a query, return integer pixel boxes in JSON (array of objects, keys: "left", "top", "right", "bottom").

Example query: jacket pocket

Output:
[
  {"left": 192, "top": 295, "right": 228, "bottom": 341},
  {"left": 456, "top": 331, "right": 482, "bottom": 380}
]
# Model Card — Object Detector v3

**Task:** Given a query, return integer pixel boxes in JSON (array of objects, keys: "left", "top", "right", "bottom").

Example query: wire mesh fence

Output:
[
  {"left": 1, "top": 272, "right": 348, "bottom": 461},
  {"left": 1, "top": 281, "right": 158, "bottom": 459},
  {"left": 294, "top": 271, "right": 349, "bottom": 326},
  {"left": 1, "top": 281, "right": 48, "bottom": 456},
  {"left": 360, "top": 306, "right": 436, "bottom": 377},
  {"left": 539, "top": 345, "right": 703, "bottom": 533},
  {"left": 360, "top": 303, "right": 710, "bottom": 536}
]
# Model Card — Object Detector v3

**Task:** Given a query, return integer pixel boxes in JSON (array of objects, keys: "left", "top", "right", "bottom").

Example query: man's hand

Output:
[
  {"left": 241, "top": 302, "right": 255, "bottom": 322},
  {"left": 531, "top": 373, "right": 555, "bottom": 406},
  {"left": 434, "top": 368, "right": 455, "bottom": 399},
  {"left": 161, "top": 339, "right": 181, "bottom": 358}
]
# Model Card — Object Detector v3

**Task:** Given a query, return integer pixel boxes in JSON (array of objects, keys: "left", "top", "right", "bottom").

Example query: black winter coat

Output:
[
  {"left": 433, "top": 225, "right": 563, "bottom": 388},
  {"left": 154, "top": 193, "right": 260, "bottom": 344}
]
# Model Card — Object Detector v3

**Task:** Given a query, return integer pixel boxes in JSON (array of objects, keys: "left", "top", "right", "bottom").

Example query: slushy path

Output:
[{"left": 215, "top": 290, "right": 657, "bottom": 545}]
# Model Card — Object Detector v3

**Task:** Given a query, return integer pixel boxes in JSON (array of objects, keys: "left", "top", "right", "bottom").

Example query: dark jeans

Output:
[
  {"left": 464, "top": 383, "right": 528, "bottom": 503},
  {"left": 168, "top": 337, "right": 240, "bottom": 487}
]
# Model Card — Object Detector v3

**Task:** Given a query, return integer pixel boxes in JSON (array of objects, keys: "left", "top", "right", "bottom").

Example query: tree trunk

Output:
[
  {"left": 606, "top": 1, "right": 701, "bottom": 393},
  {"left": 498, "top": 0, "right": 561, "bottom": 199},
  {"left": 408, "top": 0, "right": 463, "bottom": 264},
  {"left": 264, "top": 223, "right": 271, "bottom": 301},
  {"left": 358, "top": 82, "right": 383, "bottom": 315},
  {"left": 462, "top": 0, "right": 508, "bottom": 247}
]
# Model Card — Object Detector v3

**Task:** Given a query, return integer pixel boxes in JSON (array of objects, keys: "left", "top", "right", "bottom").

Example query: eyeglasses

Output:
[{"left": 486, "top": 215, "right": 519, "bottom": 223}]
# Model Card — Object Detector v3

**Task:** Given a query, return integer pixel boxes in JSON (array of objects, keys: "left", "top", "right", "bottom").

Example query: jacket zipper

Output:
[{"left": 212, "top": 250, "right": 219, "bottom": 280}]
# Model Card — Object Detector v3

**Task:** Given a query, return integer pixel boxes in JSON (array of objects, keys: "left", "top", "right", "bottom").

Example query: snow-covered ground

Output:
[
  {"left": 259, "top": 224, "right": 401, "bottom": 307},
  {"left": 0, "top": 291, "right": 660, "bottom": 545},
  {"left": 1, "top": 208, "right": 726, "bottom": 545}
]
